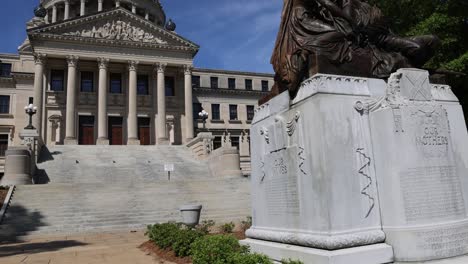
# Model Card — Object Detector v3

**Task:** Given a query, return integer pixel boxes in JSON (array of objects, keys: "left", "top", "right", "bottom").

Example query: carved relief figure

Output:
[
  {"left": 267, "top": 0, "right": 440, "bottom": 102},
  {"left": 64, "top": 20, "right": 168, "bottom": 45}
]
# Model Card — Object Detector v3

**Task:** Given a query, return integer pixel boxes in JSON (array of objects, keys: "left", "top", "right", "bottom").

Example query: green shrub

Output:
[
  {"left": 197, "top": 220, "right": 216, "bottom": 234},
  {"left": 227, "top": 252, "right": 273, "bottom": 264},
  {"left": 241, "top": 216, "right": 252, "bottom": 231},
  {"left": 172, "top": 228, "right": 204, "bottom": 257},
  {"left": 191, "top": 234, "right": 248, "bottom": 264},
  {"left": 220, "top": 222, "right": 236, "bottom": 233},
  {"left": 281, "top": 259, "right": 304, "bottom": 264},
  {"left": 146, "top": 222, "right": 182, "bottom": 249}
]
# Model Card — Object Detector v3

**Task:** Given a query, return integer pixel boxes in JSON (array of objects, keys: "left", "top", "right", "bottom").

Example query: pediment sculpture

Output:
[
  {"left": 265, "top": 0, "right": 440, "bottom": 103},
  {"left": 63, "top": 20, "right": 168, "bottom": 44}
]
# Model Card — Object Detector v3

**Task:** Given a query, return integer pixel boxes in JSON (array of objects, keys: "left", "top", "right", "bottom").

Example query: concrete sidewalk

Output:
[{"left": 0, "top": 231, "right": 174, "bottom": 264}]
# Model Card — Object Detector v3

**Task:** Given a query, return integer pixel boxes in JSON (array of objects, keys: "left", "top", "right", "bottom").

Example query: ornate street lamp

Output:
[
  {"left": 198, "top": 109, "right": 209, "bottom": 129},
  {"left": 24, "top": 104, "right": 38, "bottom": 130}
]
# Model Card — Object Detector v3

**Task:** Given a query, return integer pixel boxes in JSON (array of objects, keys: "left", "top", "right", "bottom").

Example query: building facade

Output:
[{"left": 0, "top": 0, "right": 273, "bottom": 171}]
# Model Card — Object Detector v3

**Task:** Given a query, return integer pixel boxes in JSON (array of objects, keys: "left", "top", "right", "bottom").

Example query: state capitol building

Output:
[{"left": 0, "top": 0, "right": 274, "bottom": 172}]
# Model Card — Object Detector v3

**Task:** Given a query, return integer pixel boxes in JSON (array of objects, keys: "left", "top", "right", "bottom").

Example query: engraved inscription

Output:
[
  {"left": 411, "top": 108, "right": 450, "bottom": 158},
  {"left": 401, "top": 166, "right": 465, "bottom": 223},
  {"left": 264, "top": 147, "right": 300, "bottom": 216},
  {"left": 416, "top": 225, "right": 468, "bottom": 258}
]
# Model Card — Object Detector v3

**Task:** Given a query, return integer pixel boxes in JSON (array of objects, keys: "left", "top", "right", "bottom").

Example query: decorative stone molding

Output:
[
  {"left": 183, "top": 65, "right": 193, "bottom": 75},
  {"left": 97, "top": 58, "right": 110, "bottom": 69},
  {"left": 63, "top": 19, "right": 168, "bottom": 45},
  {"left": 128, "top": 60, "right": 139, "bottom": 71},
  {"left": 155, "top": 62, "right": 167, "bottom": 73},
  {"left": 286, "top": 111, "right": 300, "bottom": 137},
  {"left": 66, "top": 55, "right": 79, "bottom": 67},
  {"left": 33, "top": 53, "right": 47, "bottom": 65},
  {"left": 246, "top": 227, "right": 386, "bottom": 250}
]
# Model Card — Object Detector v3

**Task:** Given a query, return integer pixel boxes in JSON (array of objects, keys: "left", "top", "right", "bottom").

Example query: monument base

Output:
[
  {"left": 394, "top": 254, "right": 468, "bottom": 264},
  {"left": 96, "top": 138, "right": 109, "bottom": 145},
  {"left": 127, "top": 138, "right": 140, "bottom": 145},
  {"left": 241, "top": 239, "right": 394, "bottom": 264},
  {"left": 64, "top": 138, "right": 78, "bottom": 145}
]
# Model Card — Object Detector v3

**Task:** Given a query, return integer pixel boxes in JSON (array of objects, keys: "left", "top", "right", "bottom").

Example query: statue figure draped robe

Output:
[{"left": 266, "top": 0, "right": 440, "bottom": 102}]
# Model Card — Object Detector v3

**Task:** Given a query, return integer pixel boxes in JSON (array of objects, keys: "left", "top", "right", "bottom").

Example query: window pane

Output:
[
  {"left": 50, "top": 70, "right": 64, "bottom": 91},
  {"left": 212, "top": 104, "right": 220, "bottom": 120},
  {"left": 137, "top": 75, "right": 149, "bottom": 95},
  {"left": 192, "top": 76, "right": 200, "bottom": 88},
  {"left": 0, "top": 95, "right": 10, "bottom": 114},
  {"left": 0, "top": 134, "right": 8, "bottom": 157},
  {"left": 229, "top": 104, "right": 238, "bottom": 120},
  {"left": 210, "top": 77, "right": 218, "bottom": 89},
  {"left": 110, "top": 73, "right": 122, "bottom": 94},
  {"left": 262, "top": 80, "right": 269, "bottom": 92},
  {"left": 245, "top": 79, "right": 253, "bottom": 90},
  {"left": 165, "top": 76, "right": 175, "bottom": 96},
  {"left": 247, "top": 105, "right": 255, "bottom": 120},
  {"left": 228, "top": 78, "right": 236, "bottom": 89},
  {"left": 81, "top": 71, "right": 94, "bottom": 92},
  {"left": 0, "top": 63, "right": 12, "bottom": 77}
]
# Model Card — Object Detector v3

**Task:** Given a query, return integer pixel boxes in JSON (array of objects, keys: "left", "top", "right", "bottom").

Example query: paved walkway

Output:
[{"left": 0, "top": 231, "right": 174, "bottom": 264}]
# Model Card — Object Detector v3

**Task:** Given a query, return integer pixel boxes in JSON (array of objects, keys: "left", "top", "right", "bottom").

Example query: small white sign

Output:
[{"left": 164, "top": 164, "right": 174, "bottom": 172}]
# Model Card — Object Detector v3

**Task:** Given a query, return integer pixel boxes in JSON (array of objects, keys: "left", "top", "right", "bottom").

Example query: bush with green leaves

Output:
[
  {"left": 196, "top": 219, "right": 216, "bottom": 234},
  {"left": 146, "top": 222, "right": 182, "bottom": 249},
  {"left": 191, "top": 234, "right": 248, "bottom": 264},
  {"left": 227, "top": 252, "right": 273, "bottom": 264},
  {"left": 172, "top": 228, "right": 204, "bottom": 257},
  {"left": 241, "top": 216, "right": 252, "bottom": 231},
  {"left": 220, "top": 222, "right": 236, "bottom": 233}
]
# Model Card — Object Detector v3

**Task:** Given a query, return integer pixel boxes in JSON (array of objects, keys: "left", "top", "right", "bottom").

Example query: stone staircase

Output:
[{"left": 0, "top": 146, "right": 250, "bottom": 239}]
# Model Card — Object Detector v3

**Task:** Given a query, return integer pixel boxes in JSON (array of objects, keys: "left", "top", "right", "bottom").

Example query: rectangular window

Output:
[
  {"left": 213, "top": 136, "right": 222, "bottom": 150},
  {"left": 247, "top": 105, "right": 255, "bottom": 121},
  {"left": 0, "top": 95, "right": 10, "bottom": 114},
  {"left": 262, "top": 80, "right": 269, "bottom": 92},
  {"left": 245, "top": 79, "right": 253, "bottom": 90},
  {"left": 165, "top": 76, "right": 175, "bottom": 96},
  {"left": 50, "top": 70, "right": 64, "bottom": 91},
  {"left": 80, "top": 71, "right": 94, "bottom": 92},
  {"left": 0, "top": 63, "right": 12, "bottom": 77},
  {"left": 228, "top": 78, "right": 236, "bottom": 89},
  {"left": 229, "top": 104, "right": 238, "bottom": 120},
  {"left": 210, "top": 77, "right": 218, "bottom": 89},
  {"left": 110, "top": 73, "right": 122, "bottom": 94},
  {"left": 137, "top": 74, "right": 149, "bottom": 95},
  {"left": 0, "top": 134, "right": 8, "bottom": 157},
  {"left": 231, "top": 136, "right": 240, "bottom": 150},
  {"left": 192, "top": 75, "right": 200, "bottom": 88},
  {"left": 193, "top": 103, "right": 202, "bottom": 119},
  {"left": 211, "top": 104, "right": 220, "bottom": 120}
]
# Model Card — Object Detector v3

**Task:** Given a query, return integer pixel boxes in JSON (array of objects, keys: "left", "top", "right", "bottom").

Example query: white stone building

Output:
[{"left": 0, "top": 0, "right": 274, "bottom": 172}]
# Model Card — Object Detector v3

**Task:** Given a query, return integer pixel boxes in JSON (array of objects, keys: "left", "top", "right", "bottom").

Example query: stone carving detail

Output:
[
  {"left": 64, "top": 20, "right": 168, "bottom": 44},
  {"left": 155, "top": 63, "right": 167, "bottom": 73},
  {"left": 34, "top": 53, "right": 47, "bottom": 65},
  {"left": 356, "top": 148, "right": 375, "bottom": 218},
  {"left": 98, "top": 58, "right": 109, "bottom": 69},
  {"left": 260, "top": 161, "right": 266, "bottom": 183},
  {"left": 298, "top": 146, "right": 306, "bottom": 176},
  {"left": 286, "top": 111, "right": 300, "bottom": 136},
  {"left": 260, "top": 127, "right": 270, "bottom": 144},
  {"left": 66, "top": 55, "right": 79, "bottom": 67},
  {"left": 183, "top": 65, "right": 193, "bottom": 75},
  {"left": 128, "top": 61, "right": 139, "bottom": 71}
]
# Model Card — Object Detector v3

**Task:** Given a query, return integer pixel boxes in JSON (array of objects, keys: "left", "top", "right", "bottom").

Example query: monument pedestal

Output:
[{"left": 246, "top": 69, "right": 468, "bottom": 263}]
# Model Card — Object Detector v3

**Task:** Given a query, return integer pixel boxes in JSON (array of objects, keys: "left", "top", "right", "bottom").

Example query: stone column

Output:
[
  {"left": 64, "top": 56, "right": 79, "bottom": 145},
  {"left": 97, "top": 58, "right": 109, "bottom": 145},
  {"left": 155, "top": 63, "right": 168, "bottom": 144},
  {"left": 80, "top": 0, "right": 86, "bottom": 16},
  {"left": 64, "top": 0, "right": 70, "bottom": 19},
  {"left": 98, "top": 0, "right": 103, "bottom": 12},
  {"left": 33, "top": 54, "right": 46, "bottom": 138},
  {"left": 52, "top": 5, "right": 57, "bottom": 23},
  {"left": 132, "top": 5, "right": 137, "bottom": 13},
  {"left": 115, "top": 0, "right": 120, "bottom": 7},
  {"left": 184, "top": 65, "right": 194, "bottom": 141},
  {"left": 127, "top": 61, "right": 140, "bottom": 145},
  {"left": 145, "top": 12, "right": 149, "bottom": 20}
]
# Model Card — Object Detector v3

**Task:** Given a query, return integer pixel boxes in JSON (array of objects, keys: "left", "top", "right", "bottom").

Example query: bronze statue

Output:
[{"left": 264, "top": 0, "right": 440, "bottom": 102}]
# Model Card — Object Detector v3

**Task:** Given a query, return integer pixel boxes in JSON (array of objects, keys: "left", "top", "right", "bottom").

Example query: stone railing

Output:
[
  {"left": 108, "top": 93, "right": 125, "bottom": 107},
  {"left": 46, "top": 91, "right": 66, "bottom": 106},
  {"left": 186, "top": 132, "right": 214, "bottom": 160},
  {"left": 137, "top": 95, "right": 152, "bottom": 108},
  {"left": 79, "top": 92, "right": 97, "bottom": 105}
]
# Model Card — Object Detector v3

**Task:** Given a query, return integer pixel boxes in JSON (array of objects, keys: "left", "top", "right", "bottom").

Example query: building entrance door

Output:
[
  {"left": 79, "top": 116, "right": 95, "bottom": 145},
  {"left": 138, "top": 117, "right": 151, "bottom": 145},
  {"left": 108, "top": 117, "right": 123, "bottom": 145}
]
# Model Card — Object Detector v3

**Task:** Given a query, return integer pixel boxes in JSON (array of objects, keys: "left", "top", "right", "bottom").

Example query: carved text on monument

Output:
[{"left": 415, "top": 224, "right": 468, "bottom": 258}]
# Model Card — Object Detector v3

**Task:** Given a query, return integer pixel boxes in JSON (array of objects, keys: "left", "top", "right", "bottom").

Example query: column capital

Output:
[
  {"left": 128, "top": 61, "right": 139, "bottom": 71},
  {"left": 34, "top": 53, "right": 47, "bottom": 65},
  {"left": 183, "top": 65, "right": 193, "bottom": 75},
  {"left": 66, "top": 55, "right": 79, "bottom": 67},
  {"left": 98, "top": 58, "right": 110, "bottom": 69},
  {"left": 64, "top": 0, "right": 70, "bottom": 4},
  {"left": 155, "top": 63, "right": 167, "bottom": 74}
]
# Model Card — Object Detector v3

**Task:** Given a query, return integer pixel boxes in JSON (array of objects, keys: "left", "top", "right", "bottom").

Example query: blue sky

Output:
[{"left": 0, "top": 0, "right": 282, "bottom": 73}]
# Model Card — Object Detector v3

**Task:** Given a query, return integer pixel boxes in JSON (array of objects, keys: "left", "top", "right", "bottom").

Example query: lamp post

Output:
[
  {"left": 24, "top": 104, "right": 38, "bottom": 130},
  {"left": 198, "top": 109, "right": 209, "bottom": 129}
]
